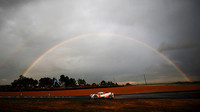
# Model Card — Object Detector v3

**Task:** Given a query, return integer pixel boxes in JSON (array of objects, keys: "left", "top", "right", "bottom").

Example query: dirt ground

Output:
[
  {"left": 0, "top": 84, "right": 200, "bottom": 96},
  {"left": 0, "top": 99, "right": 199, "bottom": 112}
]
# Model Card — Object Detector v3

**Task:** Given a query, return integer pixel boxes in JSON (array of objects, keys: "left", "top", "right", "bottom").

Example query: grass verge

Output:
[{"left": 0, "top": 99, "right": 199, "bottom": 112}]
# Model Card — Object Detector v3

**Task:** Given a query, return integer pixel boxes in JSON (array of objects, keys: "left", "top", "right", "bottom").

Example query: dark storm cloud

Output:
[
  {"left": 0, "top": 0, "right": 32, "bottom": 28},
  {"left": 159, "top": 0, "right": 200, "bottom": 42},
  {"left": 158, "top": 41, "right": 198, "bottom": 52},
  {"left": 166, "top": 46, "right": 200, "bottom": 81},
  {"left": 0, "top": 0, "right": 200, "bottom": 84},
  {"left": 156, "top": 0, "right": 200, "bottom": 82},
  {"left": 0, "top": 0, "right": 27, "bottom": 8}
]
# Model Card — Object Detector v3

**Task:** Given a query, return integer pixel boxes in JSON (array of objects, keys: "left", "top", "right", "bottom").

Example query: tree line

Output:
[{"left": 11, "top": 75, "right": 118, "bottom": 89}]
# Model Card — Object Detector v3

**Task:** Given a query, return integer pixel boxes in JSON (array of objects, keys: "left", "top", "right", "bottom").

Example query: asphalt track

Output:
[
  {"left": 77, "top": 90, "right": 200, "bottom": 100},
  {"left": 114, "top": 90, "right": 200, "bottom": 100},
  {"left": 0, "top": 90, "right": 199, "bottom": 100}
]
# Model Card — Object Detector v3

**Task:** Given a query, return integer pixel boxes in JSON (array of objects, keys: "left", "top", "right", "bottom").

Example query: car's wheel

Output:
[
  {"left": 94, "top": 95, "right": 98, "bottom": 100},
  {"left": 108, "top": 95, "right": 112, "bottom": 99}
]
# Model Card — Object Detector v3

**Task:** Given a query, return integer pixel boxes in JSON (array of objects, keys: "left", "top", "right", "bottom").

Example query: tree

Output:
[
  {"left": 125, "top": 82, "right": 131, "bottom": 86},
  {"left": 59, "top": 75, "right": 70, "bottom": 87},
  {"left": 100, "top": 80, "right": 107, "bottom": 86},
  {"left": 59, "top": 75, "right": 65, "bottom": 83},
  {"left": 64, "top": 76, "right": 70, "bottom": 87},
  {"left": 39, "top": 77, "right": 53, "bottom": 88},
  {"left": 69, "top": 78, "right": 76, "bottom": 87},
  {"left": 59, "top": 74, "right": 66, "bottom": 87},
  {"left": 92, "top": 83, "right": 97, "bottom": 86},
  {"left": 58, "top": 75, "right": 77, "bottom": 87},
  {"left": 107, "top": 81, "right": 115, "bottom": 86},
  {"left": 77, "top": 79, "right": 86, "bottom": 86},
  {"left": 11, "top": 75, "right": 38, "bottom": 88}
]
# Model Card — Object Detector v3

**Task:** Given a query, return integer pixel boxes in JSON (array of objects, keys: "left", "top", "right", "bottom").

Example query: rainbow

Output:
[{"left": 22, "top": 33, "right": 191, "bottom": 82}]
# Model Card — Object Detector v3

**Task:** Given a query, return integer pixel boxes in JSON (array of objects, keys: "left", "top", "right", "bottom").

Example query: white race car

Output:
[{"left": 90, "top": 92, "right": 114, "bottom": 99}]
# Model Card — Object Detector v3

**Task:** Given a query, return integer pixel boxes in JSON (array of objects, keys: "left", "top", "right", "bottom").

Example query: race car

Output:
[{"left": 90, "top": 92, "right": 114, "bottom": 99}]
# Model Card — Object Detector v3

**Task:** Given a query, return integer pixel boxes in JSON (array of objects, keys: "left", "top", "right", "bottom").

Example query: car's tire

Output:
[{"left": 94, "top": 95, "right": 98, "bottom": 100}]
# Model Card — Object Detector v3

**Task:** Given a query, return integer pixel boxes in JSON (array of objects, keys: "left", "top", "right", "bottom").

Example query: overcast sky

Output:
[{"left": 0, "top": 0, "right": 199, "bottom": 85}]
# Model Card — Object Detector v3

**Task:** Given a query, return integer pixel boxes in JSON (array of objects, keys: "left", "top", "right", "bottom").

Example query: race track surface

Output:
[
  {"left": 0, "top": 90, "right": 199, "bottom": 100},
  {"left": 114, "top": 90, "right": 200, "bottom": 100},
  {"left": 76, "top": 90, "right": 200, "bottom": 100}
]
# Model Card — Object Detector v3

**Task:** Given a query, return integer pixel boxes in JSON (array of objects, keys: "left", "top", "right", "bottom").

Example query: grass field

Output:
[{"left": 0, "top": 99, "right": 199, "bottom": 112}]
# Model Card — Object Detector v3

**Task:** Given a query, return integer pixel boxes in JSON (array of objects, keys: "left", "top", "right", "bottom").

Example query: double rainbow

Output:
[{"left": 22, "top": 33, "right": 191, "bottom": 82}]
